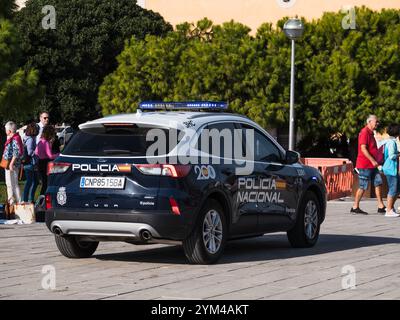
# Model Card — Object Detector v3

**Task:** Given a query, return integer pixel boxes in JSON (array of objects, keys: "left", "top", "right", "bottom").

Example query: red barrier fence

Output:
[{"left": 301, "top": 158, "right": 354, "bottom": 201}]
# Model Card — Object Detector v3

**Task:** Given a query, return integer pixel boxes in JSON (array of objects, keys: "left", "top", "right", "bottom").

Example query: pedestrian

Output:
[
  {"left": 2, "top": 121, "right": 23, "bottom": 206},
  {"left": 382, "top": 124, "right": 400, "bottom": 217},
  {"left": 351, "top": 115, "right": 386, "bottom": 215},
  {"left": 36, "top": 111, "right": 50, "bottom": 145},
  {"left": 22, "top": 122, "right": 39, "bottom": 204},
  {"left": 35, "top": 125, "right": 60, "bottom": 195}
]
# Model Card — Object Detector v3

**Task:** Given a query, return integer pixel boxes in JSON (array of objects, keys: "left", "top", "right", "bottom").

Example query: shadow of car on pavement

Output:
[{"left": 93, "top": 233, "right": 400, "bottom": 265}]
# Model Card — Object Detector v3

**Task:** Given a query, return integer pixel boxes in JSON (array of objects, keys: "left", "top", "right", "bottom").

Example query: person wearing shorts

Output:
[
  {"left": 351, "top": 115, "right": 386, "bottom": 215},
  {"left": 382, "top": 124, "right": 400, "bottom": 217}
]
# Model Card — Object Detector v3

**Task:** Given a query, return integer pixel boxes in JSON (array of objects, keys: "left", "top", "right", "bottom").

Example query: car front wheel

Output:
[{"left": 287, "top": 191, "right": 321, "bottom": 248}]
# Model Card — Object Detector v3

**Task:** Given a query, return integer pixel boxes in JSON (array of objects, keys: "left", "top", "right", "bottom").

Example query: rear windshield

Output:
[{"left": 62, "top": 125, "right": 180, "bottom": 157}]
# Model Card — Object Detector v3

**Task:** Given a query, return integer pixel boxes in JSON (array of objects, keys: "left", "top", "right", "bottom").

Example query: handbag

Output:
[
  {"left": 5, "top": 202, "right": 15, "bottom": 220},
  {"left": 14, "top": 203, "right": 36, "bottom": 224},
  {"left": 0, "top": 157, "right": 10, "bottom": 170}
]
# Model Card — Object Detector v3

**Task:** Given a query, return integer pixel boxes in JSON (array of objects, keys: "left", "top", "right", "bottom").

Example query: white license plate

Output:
[{"left": 80, "top": 177, "right": 126, "bottom": 189}]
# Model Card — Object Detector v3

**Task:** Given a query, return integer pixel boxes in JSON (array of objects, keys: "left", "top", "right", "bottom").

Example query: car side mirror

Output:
[{"left": 285, "top": 150, "right": 300, "bottom": 165}]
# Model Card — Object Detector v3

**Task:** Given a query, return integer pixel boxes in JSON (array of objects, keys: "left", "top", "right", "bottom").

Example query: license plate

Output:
[{"left": 80, "top": 177, "right": 126, "bottom": 189}]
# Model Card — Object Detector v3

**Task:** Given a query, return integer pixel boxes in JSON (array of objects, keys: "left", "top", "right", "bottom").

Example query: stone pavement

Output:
[{"left": 0, "top": 199, "right": 399, "bottom": 300}]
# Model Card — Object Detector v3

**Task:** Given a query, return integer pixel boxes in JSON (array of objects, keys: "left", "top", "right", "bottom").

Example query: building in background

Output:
[
  {"left": 16, "top": 0, "right": 26, "bottom": 9},
  {"left": 139, "top": 0, "right": 400, "bottom": 32},
  {"left": 15, "top": 1, "right": 400, "bottom": 31}
]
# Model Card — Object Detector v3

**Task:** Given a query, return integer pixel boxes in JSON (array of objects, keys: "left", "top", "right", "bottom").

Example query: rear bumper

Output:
[
  {"left": 50, "top": 220, "right": 161, "bottom": 239},
  {"left": 45, "top": 208, "right": 189, "bottom": 241}
]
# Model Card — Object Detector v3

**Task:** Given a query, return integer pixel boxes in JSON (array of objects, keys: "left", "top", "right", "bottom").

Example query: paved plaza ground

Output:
[{"left": 1, "top": 199, "right": 399, "bottom": 300}]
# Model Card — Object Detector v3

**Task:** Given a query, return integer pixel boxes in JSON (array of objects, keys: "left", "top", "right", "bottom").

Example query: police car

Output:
[{"left": 45, "top": 102, "right": 327, "bottom": 264}]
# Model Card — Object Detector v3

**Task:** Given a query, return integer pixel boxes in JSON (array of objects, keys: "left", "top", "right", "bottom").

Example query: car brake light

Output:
[
  {"left": 45, "top": 194, "right": 52, "bottom": 210},
  {"left": 47, "top": 162, "right": 71, "bottom": 175},
  {"left": 169, "top": 197, "right": 181, "bottom": 215},
  {"left": 135, "top": 164, "right": 191, "bottom": 178}
]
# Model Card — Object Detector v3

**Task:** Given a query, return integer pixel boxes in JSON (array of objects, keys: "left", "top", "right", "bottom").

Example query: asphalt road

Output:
[{"left": 1, "top": 199, "right": 399, "bottom": 300}]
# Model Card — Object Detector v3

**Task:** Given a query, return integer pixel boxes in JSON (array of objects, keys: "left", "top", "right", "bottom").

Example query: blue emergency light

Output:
[{"left": 139, "top": 101, "right": 228, "bottom": 111}]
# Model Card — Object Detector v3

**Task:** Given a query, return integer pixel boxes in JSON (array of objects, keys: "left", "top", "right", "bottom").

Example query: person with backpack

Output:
[
  {"left": 382, "top": 124, "right": 400, "bottom": 217},
  {"left": 351, "top": 115, "right": 386, "bottom": 215},
  {"left": 22, "top": 122, "right": 39, "bottom": 204}
]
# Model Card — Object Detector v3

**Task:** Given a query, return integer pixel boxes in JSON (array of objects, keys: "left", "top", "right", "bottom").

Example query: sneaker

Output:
[
  {"left": 384, "top": 210, "right": 400, "bottom": 218},
  {"left": 350, "top": 207, "right": 368, "bottom": 215},
  {"left": 377, "top": 206, "right": 387, "bottom": 214}
]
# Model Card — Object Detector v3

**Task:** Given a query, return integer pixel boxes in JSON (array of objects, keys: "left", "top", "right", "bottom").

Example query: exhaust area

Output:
[
  {"left": 52, "top": 226, "right": 63, "bottom": 236},
  {"left": 140, "top": 229, "right": 152, "bottom": 241}
]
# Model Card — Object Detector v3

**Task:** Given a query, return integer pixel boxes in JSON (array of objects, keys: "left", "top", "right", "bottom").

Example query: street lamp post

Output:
[{"left": 283, "top": 18, "right": 304, "bottom": 151}]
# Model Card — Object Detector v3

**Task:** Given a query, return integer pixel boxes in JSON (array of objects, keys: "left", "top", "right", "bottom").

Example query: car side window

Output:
[
  {"left": 241, "top": 124, "right": 282, "bottom": 163},
  {"left": 196, "top": 122, "right": 236, "bottom": 159}
]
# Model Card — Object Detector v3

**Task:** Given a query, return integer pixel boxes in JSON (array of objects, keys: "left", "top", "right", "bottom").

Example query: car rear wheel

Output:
[
  {"left": 287, "top": 191, "right": 320, "bottom": 248},
  {"left": 183, "top": 199, "right": 227, "bottom": 264},
  {"left": 55, "top": 235, "right": 98, "bottom": 258}
]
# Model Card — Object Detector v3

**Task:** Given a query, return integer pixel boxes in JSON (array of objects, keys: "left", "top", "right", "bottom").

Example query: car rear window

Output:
[{"left": 62, "top": 125, "right": 180, "bottom": 157}]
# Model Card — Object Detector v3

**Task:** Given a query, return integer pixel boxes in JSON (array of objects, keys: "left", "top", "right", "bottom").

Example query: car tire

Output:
[
  {"left": 287, "top": 191, "right": 321, "bottom": 248},
  {"left": 55, "top": 235, "right": 98, "bottom": 258},
  {"left": 183, "top": 199, "right": 227, "bottom": 264}
]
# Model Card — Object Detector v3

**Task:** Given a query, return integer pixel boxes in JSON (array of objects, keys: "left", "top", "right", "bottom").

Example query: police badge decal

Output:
[{"left": 57, "top": 187, "right": 67, "bottom": 206}]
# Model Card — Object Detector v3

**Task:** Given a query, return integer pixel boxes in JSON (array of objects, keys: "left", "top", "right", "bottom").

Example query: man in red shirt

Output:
[{"left": 351, "top": 115, "right": 386, "bottom": 215}]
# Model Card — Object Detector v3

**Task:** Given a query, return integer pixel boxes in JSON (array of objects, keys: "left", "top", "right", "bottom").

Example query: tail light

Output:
[
  {"left": 169, "top": 197, "right": 181, "bottom": 215},
  {"left": 47, "top": 162, "right": 71, "bottom": 175},
  {"left": 45, "top": 194, "right": 52, "bottom": 210},
  {"left": 134, "top": 164, "right": 191, "bottom": 178}
]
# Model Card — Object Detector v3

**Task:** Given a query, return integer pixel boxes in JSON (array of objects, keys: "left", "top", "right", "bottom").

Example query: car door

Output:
[
  {"left": 240, "top": 124, "right": 300, "bottom": 233},
  {"left": 198, "top": 121, "right": 259, "bottom": 236}
]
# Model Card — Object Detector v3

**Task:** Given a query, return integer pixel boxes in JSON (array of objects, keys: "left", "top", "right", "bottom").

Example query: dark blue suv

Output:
[{"left": 45, "top": 102, "right": 327, "bottom": 264}]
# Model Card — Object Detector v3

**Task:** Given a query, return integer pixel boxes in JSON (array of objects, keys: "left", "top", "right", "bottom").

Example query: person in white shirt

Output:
[{"left": 36, "top": 111, "right": 50, "bottom": 144}]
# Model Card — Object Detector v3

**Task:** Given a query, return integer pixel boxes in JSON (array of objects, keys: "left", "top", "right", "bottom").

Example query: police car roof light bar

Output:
[{"left": 139, "top": 101, "right": 228, "bottom": 111}]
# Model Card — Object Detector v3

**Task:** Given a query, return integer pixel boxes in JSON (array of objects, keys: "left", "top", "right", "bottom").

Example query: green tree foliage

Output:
[
  {"left": 0, "top": 0, "right": 18, "bottom": 19},
  {"left": 99, "top": 7, "right": 400, "bottom": 154},
  {"left": 309, "top": 8, "right": 400, "bottom": 138},
  {"left": 14, "top": 0, "right": 172, "bottom": 126},
  {"left": 0, "top": 19, "right": 42, "bottom": 122}
]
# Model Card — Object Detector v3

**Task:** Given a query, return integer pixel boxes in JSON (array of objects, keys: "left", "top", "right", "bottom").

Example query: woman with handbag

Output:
[
  {"left": 35, "top": 125, "right": 60, "bottom": 195},
  {"left": 22, "top": 123, "right": 39, "bottom": 204},
  {"left": 2, "top": 121, "right": 23, "bottom": 206}
]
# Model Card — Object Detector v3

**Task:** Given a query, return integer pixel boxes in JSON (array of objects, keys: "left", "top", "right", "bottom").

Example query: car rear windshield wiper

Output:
[{"left": 103, "top": 149, "right": 139, "bottom": 155}]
